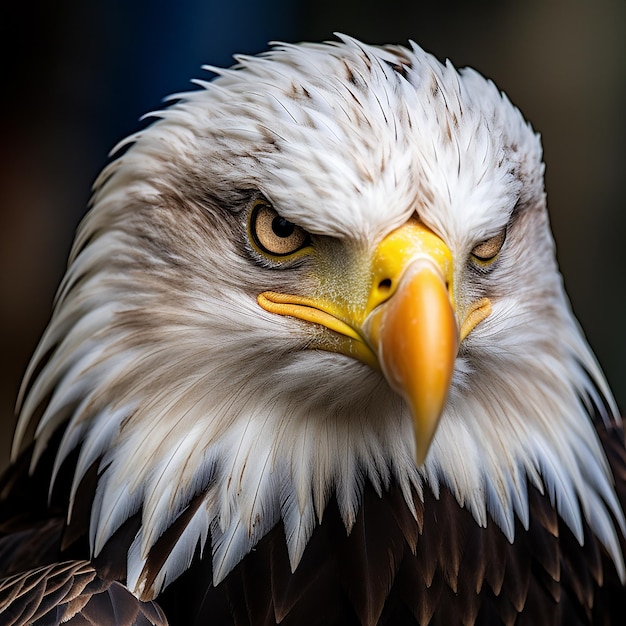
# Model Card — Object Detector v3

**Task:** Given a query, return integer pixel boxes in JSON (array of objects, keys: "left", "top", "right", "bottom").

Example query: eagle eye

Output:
[
  {"left": 471, "top": 228, "right": 507, "bottom": 264},
  {"left": 249, "top": 201, "right": 310, "bottom": 257}
]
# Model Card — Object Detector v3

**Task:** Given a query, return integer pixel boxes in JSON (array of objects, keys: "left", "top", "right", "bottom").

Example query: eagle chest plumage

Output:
[
  {"left": 2, "top": 36, "right": 626, "bottom": 625},
  {"left": 154, "top": 461, "right": 626, "bottom": 626}
]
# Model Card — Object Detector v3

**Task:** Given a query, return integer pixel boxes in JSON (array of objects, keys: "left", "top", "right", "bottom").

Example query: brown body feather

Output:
[
  {"left": 0, "top": 560, "right": 167, "bottom": 626},
  {"left": 1, "top": 419, "right": 625, "bottom": 625}
]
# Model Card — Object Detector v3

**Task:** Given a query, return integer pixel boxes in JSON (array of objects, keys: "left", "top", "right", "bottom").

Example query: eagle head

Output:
[{"left": 13, "top": 36, "right": 625, "bottom": 599}]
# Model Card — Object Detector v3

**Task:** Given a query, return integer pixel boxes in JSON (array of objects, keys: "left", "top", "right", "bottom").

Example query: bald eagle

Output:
[{"left": 1, "top": 36, "right": 625, "bottom": 625}]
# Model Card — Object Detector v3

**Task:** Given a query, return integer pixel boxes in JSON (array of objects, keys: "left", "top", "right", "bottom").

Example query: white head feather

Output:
[{"left": 14, "top": 36, "right": 625, "bottom": 595}]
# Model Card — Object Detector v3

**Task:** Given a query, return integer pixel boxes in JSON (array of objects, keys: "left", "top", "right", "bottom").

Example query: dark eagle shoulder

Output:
[{"left": 0, "top": 560, "right": 168, "bottom": 626}]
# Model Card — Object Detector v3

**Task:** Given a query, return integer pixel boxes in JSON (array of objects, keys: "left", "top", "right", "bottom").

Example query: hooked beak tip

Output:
[{"left": 368, "top": 259, "right": 458, "bottom": 465}]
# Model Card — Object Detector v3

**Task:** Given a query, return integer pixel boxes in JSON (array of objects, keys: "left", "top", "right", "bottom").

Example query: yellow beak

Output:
[
  {"left": 361, "top": 221, "right": 458, "bottom": 463},
  {"left": 258, "top": 219, "right": 489, "bottom": 464}
]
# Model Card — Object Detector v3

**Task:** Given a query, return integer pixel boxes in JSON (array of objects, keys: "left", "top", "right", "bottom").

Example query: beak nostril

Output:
[{"left": 378, "top": 278, "right": 392, "bottom": 292}]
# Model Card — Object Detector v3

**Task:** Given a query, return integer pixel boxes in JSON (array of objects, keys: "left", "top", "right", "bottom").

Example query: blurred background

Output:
[{"left": 1, "top": 0, "right": 624, "bottom": 470}]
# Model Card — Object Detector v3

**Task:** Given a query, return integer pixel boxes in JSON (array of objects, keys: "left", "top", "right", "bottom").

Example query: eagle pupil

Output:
[{"left": 272, "top": 216, "right": 295, "bottom": 238}]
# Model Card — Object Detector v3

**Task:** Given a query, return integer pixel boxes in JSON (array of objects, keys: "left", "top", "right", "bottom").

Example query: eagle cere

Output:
[{"left": 1, "top": 35, "right": 625, "bottom": 625}]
